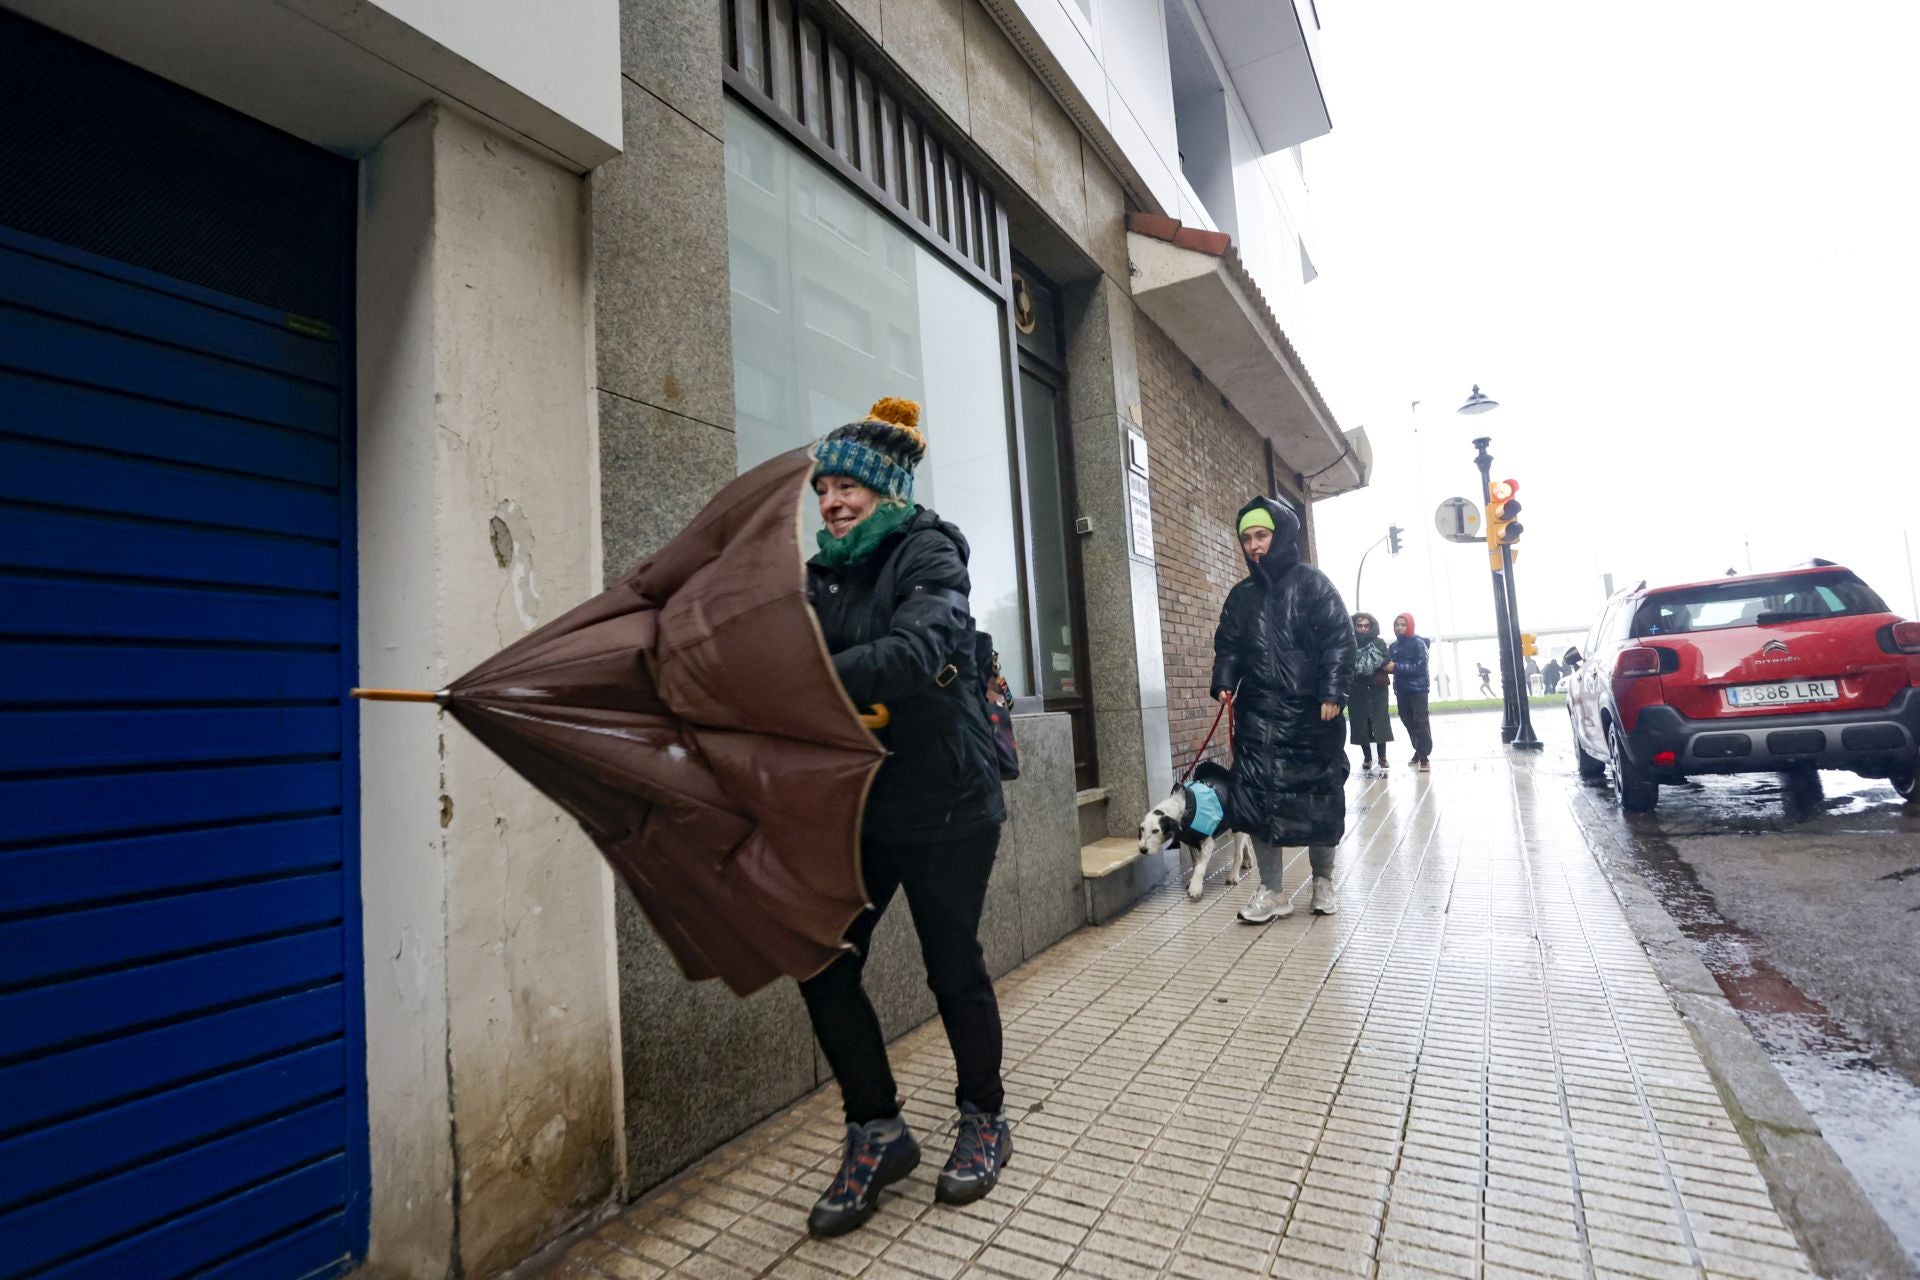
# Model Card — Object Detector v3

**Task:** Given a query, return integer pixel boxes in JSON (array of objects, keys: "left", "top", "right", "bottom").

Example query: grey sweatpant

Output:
[{"left": 1252, "top": 839, "right": 1334, "bottom": 890}]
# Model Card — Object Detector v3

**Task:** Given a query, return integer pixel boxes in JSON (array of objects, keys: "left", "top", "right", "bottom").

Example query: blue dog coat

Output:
[{"left": 1179, "top": 779, "right": 1227, "bottom": 844}]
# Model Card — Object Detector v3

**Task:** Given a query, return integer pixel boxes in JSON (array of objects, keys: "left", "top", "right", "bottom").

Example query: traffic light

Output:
[
  {"left": 1485, "top": 478, "right": 1523, "bottom": 553},
  {"left": 1521, "top": 633, "right": 1538, "bottom": 658},
  {"left": 1387, "top": 524, "right": 1404, "bottom": 556}
]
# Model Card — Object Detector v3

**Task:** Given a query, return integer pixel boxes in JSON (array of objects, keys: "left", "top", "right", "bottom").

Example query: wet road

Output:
[{"left": 1455, "top": 706, "right": 1920, "bottom": 1270}]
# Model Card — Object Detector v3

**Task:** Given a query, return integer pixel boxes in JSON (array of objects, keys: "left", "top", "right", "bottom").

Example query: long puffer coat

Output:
[
  {"left": 1209, "top": 497, "right": 1355, "bottom": 847},
  {"left": 808, "top": 507, "right": 1006, "bottom": 844}
]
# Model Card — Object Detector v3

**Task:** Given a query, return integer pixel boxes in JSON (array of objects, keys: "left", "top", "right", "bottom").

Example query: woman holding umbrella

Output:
[{"left": 798, "top": 397, "right": 1010, "bottom": 1237}]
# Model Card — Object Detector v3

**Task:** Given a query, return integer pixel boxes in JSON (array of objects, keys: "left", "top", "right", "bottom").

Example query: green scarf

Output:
[{"left": 815, "top": 502, "right": 917, "bottom": 568}]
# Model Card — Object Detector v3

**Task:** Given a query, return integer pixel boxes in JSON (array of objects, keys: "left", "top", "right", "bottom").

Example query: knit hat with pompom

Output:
[{"left": 809, "top": 397, "right": 927, "bottom": 507}]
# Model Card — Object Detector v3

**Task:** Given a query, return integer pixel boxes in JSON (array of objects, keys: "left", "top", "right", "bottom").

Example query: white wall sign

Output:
[{"left": 1128, "top": 470, "right": 1155, "bottom": 560}]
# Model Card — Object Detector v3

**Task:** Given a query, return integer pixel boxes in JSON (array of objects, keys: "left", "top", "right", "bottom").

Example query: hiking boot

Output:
[
  {"left": 1310, "top": 876, "right": 1338, "bottom": 915},
  {"left": 1238, "top": 886, "right": 1293, "bottom": 924},
  {"left": 808, "top": 1117, "right": 921, "bottom": 1238},
  {"left": 935, "top": 1102, "right": 1012, "bottom": 1205}
]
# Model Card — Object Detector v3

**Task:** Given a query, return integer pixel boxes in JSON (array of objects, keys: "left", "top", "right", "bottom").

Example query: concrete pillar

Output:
[
  {"left": 1063, "top": 275, "right": 1174, "bottom": 836},
  {"left": 356, "top": 104, "right": 619, "bottom": 1278}
]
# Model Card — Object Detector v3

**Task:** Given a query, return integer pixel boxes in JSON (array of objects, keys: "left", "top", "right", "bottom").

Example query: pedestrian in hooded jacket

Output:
[
  {"left": 799, "top": 398, "right": 1010, "bottom": 1238},
  {"left": 1348, "top": 613, "right": 1394, "bottom": 772},
  {"left": 1210, "top": 497, "right": 1354, "bottom": 923},
  {"left": 1389, "top": 613, "right": 1433, "bottom": 770}
]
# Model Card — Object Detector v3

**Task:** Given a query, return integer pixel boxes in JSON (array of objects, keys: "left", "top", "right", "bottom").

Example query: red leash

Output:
[{"left": 1179, "top": 692, "right": 1235, "bottom": 784}]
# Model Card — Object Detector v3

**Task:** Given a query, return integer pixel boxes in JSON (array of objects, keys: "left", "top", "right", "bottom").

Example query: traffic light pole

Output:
[
  {"left": 1353, "top": 532, "right": 1389, "bottom": 612},
  {"left": 1472, "top": 438, "right": 1521, "bottom": 744},
  {"left": 1500, "top": 543, "right": 1544, "bottom": 751}
]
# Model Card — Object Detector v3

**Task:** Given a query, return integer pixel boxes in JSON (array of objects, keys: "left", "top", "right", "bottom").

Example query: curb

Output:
[{"left": 1570, "top": 793, "right": 1914, "bottom": 1280}]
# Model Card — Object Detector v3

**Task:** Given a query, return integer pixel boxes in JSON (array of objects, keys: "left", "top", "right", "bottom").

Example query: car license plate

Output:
[{"left": 1724, "top": 679, "right": 1840, "bottom": 708}]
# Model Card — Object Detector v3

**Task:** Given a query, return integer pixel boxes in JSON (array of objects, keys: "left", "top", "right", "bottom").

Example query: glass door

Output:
[{"left": 1017, "top": 360, "right": 1098, "bottom": 789}]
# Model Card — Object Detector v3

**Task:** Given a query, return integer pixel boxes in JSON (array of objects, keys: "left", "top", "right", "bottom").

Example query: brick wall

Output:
[{"left": 1136, "top": 310, "right": 1312, "bottom": 778}]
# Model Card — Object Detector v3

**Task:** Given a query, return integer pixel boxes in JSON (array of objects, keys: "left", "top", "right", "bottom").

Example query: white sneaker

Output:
[
  {"left": 1238, "top": 886, "right": 1294, "bottom": 924},
  {"left": 1310, "top": 876, "right": 1338, "bottom": 915}
]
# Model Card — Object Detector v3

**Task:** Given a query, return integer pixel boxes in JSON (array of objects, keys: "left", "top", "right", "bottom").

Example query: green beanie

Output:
[{"left": 1237, "top": 508, "right": 1276, "bottom": 536}]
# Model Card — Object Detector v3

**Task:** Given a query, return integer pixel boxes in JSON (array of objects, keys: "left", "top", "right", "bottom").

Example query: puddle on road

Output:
[
  {"left": 1611, "top": 801, "right": 1920, "bottom": 1269},
  {"left": 1640, "top": 769, "right": 1906, "bottom": 838}
]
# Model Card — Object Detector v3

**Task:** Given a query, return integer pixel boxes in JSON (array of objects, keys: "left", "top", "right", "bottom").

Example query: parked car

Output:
[{"left": 1563, "top": 563, "right": 1920, "bottom": 811}]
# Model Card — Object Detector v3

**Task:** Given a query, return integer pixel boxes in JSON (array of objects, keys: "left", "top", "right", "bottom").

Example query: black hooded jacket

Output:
[
  {"left": 1210, "top": 496, "right": 1355, "bottom": 847},
  {"left": 808, "top": 507, "right": 1006, "bottom": 844}
]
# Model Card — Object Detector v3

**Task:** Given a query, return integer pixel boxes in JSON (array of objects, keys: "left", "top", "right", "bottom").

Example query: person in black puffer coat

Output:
[
  {"left": 798, "top": 397, "right": 1010, "bottom": 1239},
  {"left": 1210, "top": 496, "right": 1354, "bottom": 923}
]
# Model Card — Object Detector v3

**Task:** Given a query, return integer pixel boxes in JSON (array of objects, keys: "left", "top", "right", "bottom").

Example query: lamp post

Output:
[{"left": 1457, "top": 386, "right": 1532, "bottom": 747}]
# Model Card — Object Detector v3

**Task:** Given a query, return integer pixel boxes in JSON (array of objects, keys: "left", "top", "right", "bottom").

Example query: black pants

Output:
[
  {"left": 1399, "top": 690, "right": 1433, "bottom": 762},
  {"left": 798, "top": 828, "right": 1004, "bottom": 1124}
]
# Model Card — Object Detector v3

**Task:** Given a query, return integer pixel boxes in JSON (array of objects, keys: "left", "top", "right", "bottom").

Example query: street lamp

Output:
[
  {"left": 1458, "top": 385, "right": 1500, "bottom": 416},
  {"left": 1457, "top": 387, "right": 1541, "bottom": 751}
]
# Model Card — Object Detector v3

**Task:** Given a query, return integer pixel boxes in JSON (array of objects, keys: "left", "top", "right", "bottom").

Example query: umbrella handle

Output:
[
  {"left": 351, "top": 688, "right": 447, "bottom": 703},
  {"left": 858, "top": 703, "right": 890, "bottom": 730}
]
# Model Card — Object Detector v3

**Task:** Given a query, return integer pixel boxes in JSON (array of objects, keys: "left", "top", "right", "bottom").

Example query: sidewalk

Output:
[{"left": 548, "top": 752, "right": 1818, "bottom": 1280}]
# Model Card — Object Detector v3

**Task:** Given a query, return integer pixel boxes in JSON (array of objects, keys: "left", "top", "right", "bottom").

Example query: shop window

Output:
[{"left": 723, "top": 98, "right": 1030, "bottom": 694}]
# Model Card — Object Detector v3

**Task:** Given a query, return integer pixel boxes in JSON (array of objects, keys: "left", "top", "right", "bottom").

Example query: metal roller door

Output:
[{"left": 0, "top": 13, "right": 365, "bottom": 1279}]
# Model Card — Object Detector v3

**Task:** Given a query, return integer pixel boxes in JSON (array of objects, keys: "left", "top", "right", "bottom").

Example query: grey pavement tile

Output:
[
  {"left": 1589, "top": 1247, "right": 1702, "bottom": 1280},
  {"left": 1373, "top": 1238, "right": 1478, "bottom": 1279},
  {"left": 1482, "top": 1241, "right": 1588, "bottom": 1280},
  {"left": 1272, "top": 1233, "right": 1373, "bottom": 1276}
]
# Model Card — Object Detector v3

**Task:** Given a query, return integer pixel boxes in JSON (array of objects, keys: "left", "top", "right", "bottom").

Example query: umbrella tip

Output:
[{"left": 350, "top": 687, "right": 446, "bottom": 704}]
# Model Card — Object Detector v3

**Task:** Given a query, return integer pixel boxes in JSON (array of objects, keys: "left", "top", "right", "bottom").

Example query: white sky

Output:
[{"left": 1290, "top": 1, "right": 1920, "bottom": 663}]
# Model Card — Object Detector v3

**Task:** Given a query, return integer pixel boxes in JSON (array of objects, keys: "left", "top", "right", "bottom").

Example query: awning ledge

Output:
[{"left": 1127, "top": 218, "right": 1365, "bottom": 497}]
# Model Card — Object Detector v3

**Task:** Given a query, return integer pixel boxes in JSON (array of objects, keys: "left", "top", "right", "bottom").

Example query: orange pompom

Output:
[{"left": 867, "top": 396, "right": 922, "bottom": 432}]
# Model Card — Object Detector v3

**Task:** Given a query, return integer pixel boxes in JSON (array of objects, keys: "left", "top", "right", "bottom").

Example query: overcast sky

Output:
[{"left": 1291, "top": 1, "right": 1920, "bottom": 662}]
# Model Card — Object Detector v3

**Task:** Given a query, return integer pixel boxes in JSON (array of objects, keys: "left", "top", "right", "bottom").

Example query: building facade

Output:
[{"left": 0, "top": 0, "right": 1361, "bottom": 1274}]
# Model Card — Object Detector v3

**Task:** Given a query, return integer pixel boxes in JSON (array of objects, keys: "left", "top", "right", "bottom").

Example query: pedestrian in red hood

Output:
[{"left": 1389, "top": 613, "right": 1434, "bottom": 770}]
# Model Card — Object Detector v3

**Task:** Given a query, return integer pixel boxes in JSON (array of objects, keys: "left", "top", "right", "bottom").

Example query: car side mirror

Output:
[{"left": 1563, "top": 647, "right": 1583, "bottom": 669}]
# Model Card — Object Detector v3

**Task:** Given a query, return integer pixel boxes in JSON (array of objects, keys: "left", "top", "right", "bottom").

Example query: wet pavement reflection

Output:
[{"left": 1518, "top": 706, "right": 1920, "bottom": 1271}]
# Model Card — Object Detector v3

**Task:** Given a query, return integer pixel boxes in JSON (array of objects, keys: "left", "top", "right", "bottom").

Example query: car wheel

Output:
[
  {"left": 1572, "top": 709, "right": 1606, "bottom": 779},
  {"left": 1608, "top": 725, "right": 1659, "bottom": 813},
  {"left": 1892, "top": 760, "right": 1918, "bottom": 803}
]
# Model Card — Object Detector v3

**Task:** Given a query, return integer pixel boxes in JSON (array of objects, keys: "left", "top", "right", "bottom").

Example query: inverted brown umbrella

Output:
[{"left": 354, "top": 448, "right": 886, "bottom": 996}]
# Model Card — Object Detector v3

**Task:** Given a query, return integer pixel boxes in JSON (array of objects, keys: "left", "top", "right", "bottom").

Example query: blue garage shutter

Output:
[{"left": 0, "top": 16, "right": 365, "bottom": 1280}]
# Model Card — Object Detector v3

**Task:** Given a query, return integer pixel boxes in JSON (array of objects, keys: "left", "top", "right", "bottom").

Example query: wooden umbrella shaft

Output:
[{"left": 351, "top": 688, "right": 445, "bottom": 703}]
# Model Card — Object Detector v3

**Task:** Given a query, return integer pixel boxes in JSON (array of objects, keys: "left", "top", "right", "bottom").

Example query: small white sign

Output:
[
  {"left": 1435, "top": 497, "right": 1482, "bottom": 544},
  {"left": 1127, "top": 469, "right": 1155, "bottom": 560}
]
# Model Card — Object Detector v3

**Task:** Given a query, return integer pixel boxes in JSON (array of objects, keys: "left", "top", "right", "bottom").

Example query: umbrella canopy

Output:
[{"left": 438, "top": 448, "right": 883, "bottom": 995}]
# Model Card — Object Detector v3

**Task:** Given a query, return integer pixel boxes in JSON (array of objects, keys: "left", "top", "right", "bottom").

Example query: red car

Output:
[{"left": 1564, "top": 562, "right": 1920, "bottom": 811}]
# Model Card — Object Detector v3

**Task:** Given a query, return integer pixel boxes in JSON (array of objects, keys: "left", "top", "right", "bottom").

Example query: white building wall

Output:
[
  {"left": 997, "top": 0, "right": 1324, "bottom": 333},
  {"left": 329, "top": 0, "right": 622, "bottom": 155},
  {"left": 5, "top": 0, "right": 621, "bottom": 168}
]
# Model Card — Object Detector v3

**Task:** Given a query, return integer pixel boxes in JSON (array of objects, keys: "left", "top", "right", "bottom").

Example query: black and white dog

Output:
[{"left": 1137, "top": 760, "right": 1254, "bottom": 901}]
